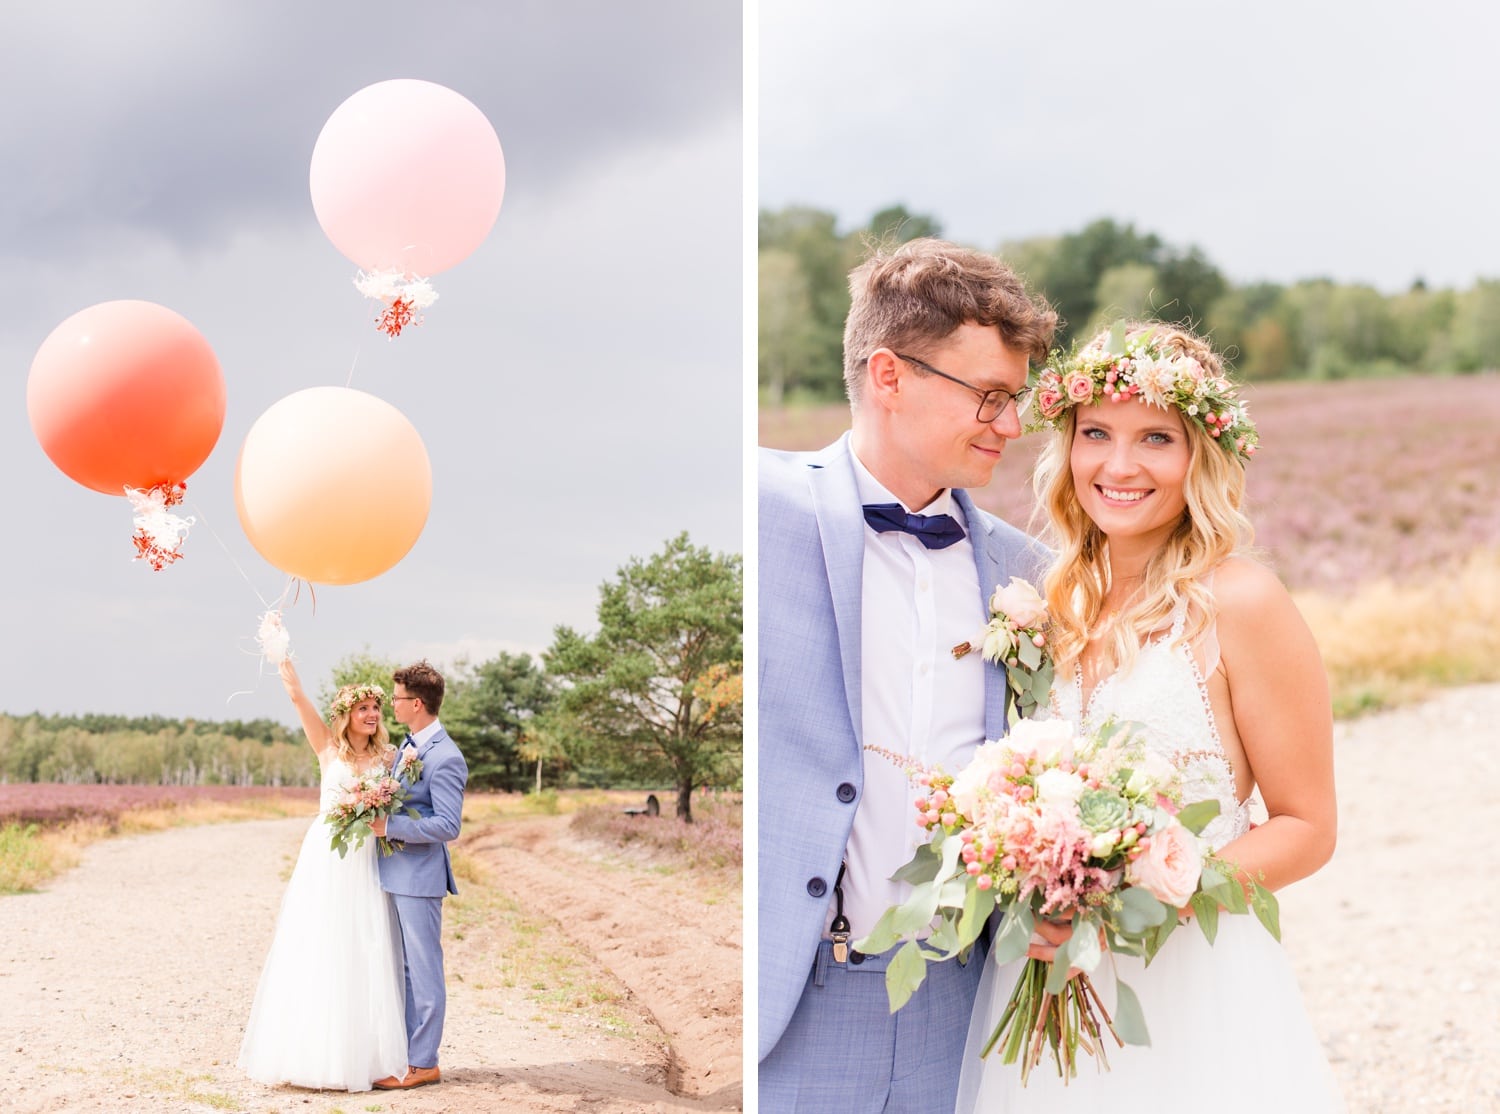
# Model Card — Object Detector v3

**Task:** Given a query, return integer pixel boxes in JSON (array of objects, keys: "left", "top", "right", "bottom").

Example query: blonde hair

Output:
[
  {"left": 328, "top": 694, "right": 393, "bottom": 767},
  {"left": 1032, "top": 321, "right": 1255, "bottom": 676}
]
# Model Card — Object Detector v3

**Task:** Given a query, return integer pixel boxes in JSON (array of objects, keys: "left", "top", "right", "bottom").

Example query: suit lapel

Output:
[
  {"left": 807, "top": 437, "right": 865, "bottom": 745},
  {"left": 955, "top": 490, "right": 1009, "bottom": 741}
]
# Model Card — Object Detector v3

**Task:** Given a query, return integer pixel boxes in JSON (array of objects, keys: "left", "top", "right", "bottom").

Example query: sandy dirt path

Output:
[
  {"left": 0, "top": 807, "right": 741, "bottom": 1113},
  {"left": 1277, "top": 683, "right": 1500, "bottom": 1112}
]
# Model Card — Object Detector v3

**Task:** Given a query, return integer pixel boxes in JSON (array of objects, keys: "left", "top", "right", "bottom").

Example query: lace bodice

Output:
[{"left": 1051, "top": 605, "right": 1251, "bottom": 850}]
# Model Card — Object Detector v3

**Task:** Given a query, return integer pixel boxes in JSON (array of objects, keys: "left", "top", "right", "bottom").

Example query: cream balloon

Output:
[{"left": 235, "top": 387, "right": 431, "bottom": 585}]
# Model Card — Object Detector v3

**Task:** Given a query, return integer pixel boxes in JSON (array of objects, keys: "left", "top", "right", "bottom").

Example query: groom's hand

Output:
[{"left": 370, "top": 816, "right": 387, "bottom": 837}]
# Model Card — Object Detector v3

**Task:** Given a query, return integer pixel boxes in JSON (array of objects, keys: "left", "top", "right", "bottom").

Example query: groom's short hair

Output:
[
  {"left": 393, "top": 660, "right": 445, "bottom": 715},
  {"left": 842, "top": 237, "right": 1057, "bottom": 405}
]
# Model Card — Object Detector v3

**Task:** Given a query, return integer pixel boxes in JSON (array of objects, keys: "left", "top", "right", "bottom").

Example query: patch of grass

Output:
[
  {"left": 0, "top": 823, "right": 76, "bottom": 894},
  {"left": 1299, "top": 548, "right": 1500, "bottom": 718},
  {"left": 0, "top": 795, "right": 313, "bottom": 895},
  {"left": 570, "top": 793, "right": 742, "bottom": 873},
  {"left": 442, "top": 845, "right": 642, "bottom": 1037},
  {"left": 459, "top": 788, "right": 620, "bottom": 827},
  {"left": 124, "top": 1067, "right": 238, "bottom": 1110}
]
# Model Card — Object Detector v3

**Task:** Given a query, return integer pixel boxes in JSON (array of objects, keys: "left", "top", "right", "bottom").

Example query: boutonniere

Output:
[
  {"left": 395, "top": 745, "right": 424, "bottom": 786},
  {"left": 951, "top": 576, "right": 1055, "bottom": 721}
]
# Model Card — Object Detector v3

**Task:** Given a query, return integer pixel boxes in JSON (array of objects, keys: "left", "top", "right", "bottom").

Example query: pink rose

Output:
[
  {"left": 1127, "top": 821, "right": 1203, "bottom": 907},
  {"left": 991, "top": 576, "right": 1047, "bottom": 629},
  {"left": 1064, "top": 372, "right": 1095, "bottom": 403},
  {"left": 1037, "top": 387, "right": 1065, "bottom": 418}
]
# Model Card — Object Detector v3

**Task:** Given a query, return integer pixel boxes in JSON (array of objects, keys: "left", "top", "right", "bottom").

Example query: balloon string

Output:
[{"left": 189, "top": 501, "right": 280, "bottom": 611}]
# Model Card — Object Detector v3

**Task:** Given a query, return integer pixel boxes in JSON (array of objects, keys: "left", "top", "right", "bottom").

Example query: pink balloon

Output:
[{"left": 309, "top": 79, "right": 506, "bottom": 277}]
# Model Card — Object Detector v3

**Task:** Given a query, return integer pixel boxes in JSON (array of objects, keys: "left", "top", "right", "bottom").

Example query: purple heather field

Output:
[{"left": 759, "top": 374, "right": 1500, "bottom": 593}]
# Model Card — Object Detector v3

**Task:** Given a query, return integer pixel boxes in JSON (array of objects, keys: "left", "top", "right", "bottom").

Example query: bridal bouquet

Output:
[
  {"left": 856, "top": 717, "right": 1279, "bottom": 1083},
  {"left": 325, "top": 757, "right": 422, "bottom": 859},
  {"left": 951, "top": 577, "right": 1054, "bottom": 721}
]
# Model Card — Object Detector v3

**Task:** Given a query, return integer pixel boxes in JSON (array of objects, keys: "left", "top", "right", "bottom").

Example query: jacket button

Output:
[
  {"left": 806, "top": 877, "right": 827, "bottom": 898},
  {"left": 836, "top": 782, "right": 857, "bottom": 803}
]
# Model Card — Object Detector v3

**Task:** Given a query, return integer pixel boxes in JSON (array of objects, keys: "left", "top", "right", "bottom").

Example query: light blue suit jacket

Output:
[
  {"left": 378, "top": 726, "right": 468, "bottom": 898},
  {"left": 757, "top": 434, "right": 1050, "bottom": 1060}
]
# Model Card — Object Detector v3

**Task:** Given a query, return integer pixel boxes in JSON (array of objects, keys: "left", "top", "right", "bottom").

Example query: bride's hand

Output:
[
  {"left": 1026, "top": 917, "right": 1106, "bottom": 979},
  {"left": 278, "top": 659, "right": 301, "bottom": 693}
]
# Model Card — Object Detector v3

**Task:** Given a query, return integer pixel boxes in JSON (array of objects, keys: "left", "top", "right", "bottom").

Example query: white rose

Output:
[
  {"left": 1090, "top": 831, "right": 1119, "bottom": 858},
  {"left": 1005, "top": 717, "right": 1076, "bottom": 759},
  {"left": 1034, "top": 768, "right": 1086, "bottom": 806},
  {"left": 991, "top": 577, "right": 1048, "bottom": 629},
  {"left": 949, "top": 740, "right": 1010, "bottom": 821}
]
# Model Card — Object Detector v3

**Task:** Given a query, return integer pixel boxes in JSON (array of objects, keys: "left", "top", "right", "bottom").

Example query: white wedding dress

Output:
[
  {"left": 238, "top": 754, "right": 408, "bottom": 1091},
  {"left": 956, "top": 604, "right": 1344, "bottom": 1112}
]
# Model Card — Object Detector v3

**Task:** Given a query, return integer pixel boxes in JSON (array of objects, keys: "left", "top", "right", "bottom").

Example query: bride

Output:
[
  {"left": 957, "top": 322, "right": 1344, "bottom": 1110},
  {"left": 237, "top": 661, "right": 408, "bottom": 1092}
]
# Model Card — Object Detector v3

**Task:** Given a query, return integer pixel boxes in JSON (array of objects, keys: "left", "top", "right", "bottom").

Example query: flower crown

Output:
[
  {"left": 1027, "top": 323, "right": 1259, "bottom": 462},
  {"left": 330, "top": 683, "right": 385, "bottom": 717}
]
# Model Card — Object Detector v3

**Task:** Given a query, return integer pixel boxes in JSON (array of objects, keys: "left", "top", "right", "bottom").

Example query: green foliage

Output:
[
  {"left": 444, "top": 652, "right": 556, "bottom": 791},
  {"left": 761, "top": 204, "right": 1500, "bottom": 402},
  {"left": 544, "top": 533, "right": 742, "bottom": 822},
  {"left": 758, "top": 203, "right": 946, "bottom": 403},
  {"left": 0, "top": 712, "right": 313, "bottom": 786}
]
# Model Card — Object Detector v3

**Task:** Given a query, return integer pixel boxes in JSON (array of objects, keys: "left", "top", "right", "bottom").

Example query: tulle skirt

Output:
[
  {"left": 238, "top": 819, "right": 408, "bottom": 1091},
  {"left": 956, "top": 916, "right": 1344, "bottom": 1112}
]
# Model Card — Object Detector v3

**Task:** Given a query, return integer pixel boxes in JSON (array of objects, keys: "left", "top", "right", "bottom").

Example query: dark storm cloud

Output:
[{"left": 1, "top": 1, "right": 739, "bottom": 258}]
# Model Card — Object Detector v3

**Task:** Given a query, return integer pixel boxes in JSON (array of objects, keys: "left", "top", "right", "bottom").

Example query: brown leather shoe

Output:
[{"left": 373, "top": 1065, "right": 441, "bottom": 1089}]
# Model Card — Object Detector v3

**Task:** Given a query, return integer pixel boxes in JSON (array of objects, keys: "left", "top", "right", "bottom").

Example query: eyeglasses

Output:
[
  {"left": 392, "top": 695, "right": 420, "bottom": 704},
  {"left": 895, "top": 353, "right": 1032, "bottom": 423}
]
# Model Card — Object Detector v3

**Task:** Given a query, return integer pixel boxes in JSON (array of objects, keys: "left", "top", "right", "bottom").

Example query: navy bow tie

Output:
[{"left": 862, "top": 503, "right": 965, "bottom": 550}]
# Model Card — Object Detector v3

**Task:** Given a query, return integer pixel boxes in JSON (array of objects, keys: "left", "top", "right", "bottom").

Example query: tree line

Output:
[
  {"left": 0, "top": 533, "right": 743, "bottom": 822},
  {"left": 760, "top": 205, "right": 1500, "bottom": 403}
]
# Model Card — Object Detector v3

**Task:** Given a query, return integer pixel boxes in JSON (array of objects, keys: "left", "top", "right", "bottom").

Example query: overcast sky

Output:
[
  {"left": 2, "top": 2, "right": 741, "bottom": 722},
  {"left": 760, "top": 0, "right": 1500, "bottom": 292}
]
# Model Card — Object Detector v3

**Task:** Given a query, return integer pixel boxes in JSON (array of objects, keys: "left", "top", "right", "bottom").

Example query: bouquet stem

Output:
[{"left": 981, "top": 958, "right": 1124, "bottom": 1084}]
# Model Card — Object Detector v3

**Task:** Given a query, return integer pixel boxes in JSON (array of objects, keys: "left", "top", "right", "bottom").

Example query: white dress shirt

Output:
[
  {"left": 407, "top": 719, "right": 444, "bottom": 748},
  {"left": 834, "top": 451, "right": 988, "bottom": 941}
]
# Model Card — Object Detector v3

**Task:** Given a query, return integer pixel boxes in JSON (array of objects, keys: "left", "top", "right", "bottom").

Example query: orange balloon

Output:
[
  {"left": 26, "top": 301, "right": 225, "bottom": 495},
  {"left": 234, "top": 387, "right": 432, "bottom": 585}
]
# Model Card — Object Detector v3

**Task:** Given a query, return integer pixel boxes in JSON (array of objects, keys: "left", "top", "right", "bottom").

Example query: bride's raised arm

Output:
[
  {"left": 279, "top": 659, "right": 333, "bottom": 757},
  {"left": 1214, "top": 558, "right": 1338, "bottom": 893}
]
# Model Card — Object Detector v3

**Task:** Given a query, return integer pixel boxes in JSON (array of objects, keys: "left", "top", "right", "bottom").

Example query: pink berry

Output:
[
  {"left": 976, "top": 875, "right": 993, "bottom": 891},
  {"left": 1001, "top": 855, "right": 1017, "bottom": 871},
  {"left": 966, "top": 861, "right": 983, "bottom": 876}
]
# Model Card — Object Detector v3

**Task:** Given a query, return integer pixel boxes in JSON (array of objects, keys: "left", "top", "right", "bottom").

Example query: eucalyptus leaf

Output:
[
  {"left": 1190, "top": 891, "right": 1220, "bottom": 944},
  {"left": 853, "top": 903, "right": 905, "bottom": 956},
  {"left": 1118, "top": 886, "right": 1170, "bottom": 934},
  {"left": 888, "top": 879, "right": 945, "bottom": 937},
  {"left": 1175, "top": 798, "right": 1221, "bottom": 836},
  {"left": 1017, "top": 638, "right": 1042, "bottom": 670},
  {"left": 1044, "top": 933, "right": 1075, "bottom": 995},
  {"left": 890, "top": 838, "right": 943, "bottom": 886},
  {"left": 937, "top": 876, "right": 971, "bottom": 912},
  {"left": 957, "top": 881, "right": 998, "bottom": 949},
  {"left": 885, "top": 939, "right": 929, "bottom": 1012},
  {"left": 1252, "top": 883, "right": 1282, "bottom": 941},
  {"left": 1106, "top": 320, "right": 1128, "bottom": 356},
  {"left": 991, "top": 907, "right": 1033, "bottom": 965},
  {"left": 1112, "top": 978, "right": 1151, "bottom": 1046},
  {"left": 928, "top": 916, "right": 962, "bottom": 958}
]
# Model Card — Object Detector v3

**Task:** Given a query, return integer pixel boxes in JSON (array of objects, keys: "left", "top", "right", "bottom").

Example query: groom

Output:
[
  {"left": 370, "top": 659, "right": 468, "bottom": 1090},
  {"left": 759, "top": 238, "right": 1056, "bottom": 1111}
]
